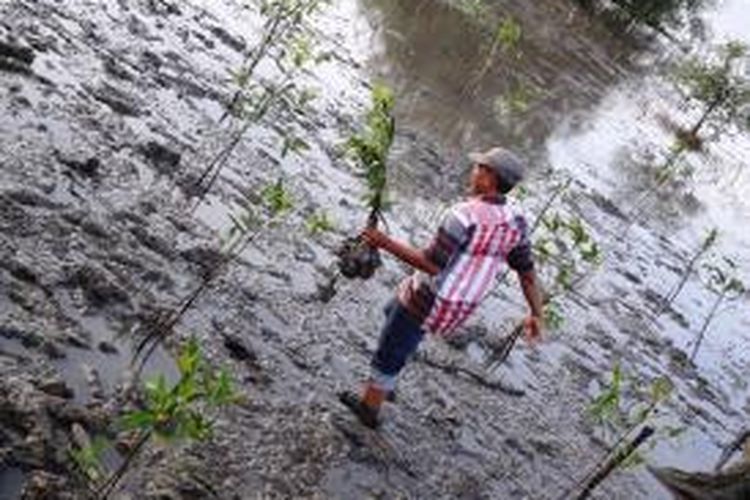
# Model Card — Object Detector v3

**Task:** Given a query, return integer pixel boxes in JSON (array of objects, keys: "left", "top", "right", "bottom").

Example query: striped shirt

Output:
[{"left": 398, "top": 195, "right": 533, "bottom": 336}]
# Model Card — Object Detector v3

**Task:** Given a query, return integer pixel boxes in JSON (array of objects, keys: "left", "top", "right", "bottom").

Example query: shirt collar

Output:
[{"left": 474, "top": 193, "right": 506, "bottom": 205}]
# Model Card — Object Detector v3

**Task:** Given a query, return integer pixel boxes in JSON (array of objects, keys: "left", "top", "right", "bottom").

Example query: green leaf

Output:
[
  {"left": 650, "top": 376, "right": 673, "bottom": 404},
  {"left": 496, "top": 17, "right": 522, "bottom": 53},
  {"left": 589, "top": 363, "right": 623, "bottom": 425},
  {"left": 543, "top": 301, "right": 565, "bottom": 330},
  {"left": 305, "top": 211, "right": 335, "bottom": 235},
  {"left": 121, "top": 410, "right": 156, "bottom": 431},
  {"left": 347, "top": 84, "right": 395, "bottom": 216},
  {"left": 281, "top": 135, "right": 311, "bottom": 158},
  {"left": 261, "top": 178, "right": 295, "bottom": 215},
  {"left": 178, "top": 337, "right": 201, "bottom": 377}
]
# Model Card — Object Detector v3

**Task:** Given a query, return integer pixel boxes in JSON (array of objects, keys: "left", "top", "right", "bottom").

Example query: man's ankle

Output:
[{"left": 362, "top": 382, "right": 386, "bottom": 411}]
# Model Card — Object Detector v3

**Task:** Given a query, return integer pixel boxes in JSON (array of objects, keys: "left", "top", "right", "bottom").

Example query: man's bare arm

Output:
[
  {"left": 362, "top": 228, "right": 439, "bottom": 276},
  {"left": 519, "top": 269, "right": 544, "bottom": 318}
]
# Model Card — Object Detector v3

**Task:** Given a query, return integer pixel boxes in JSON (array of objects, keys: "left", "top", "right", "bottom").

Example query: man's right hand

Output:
[{"left": 361, "top": 227, "right": 391, "bottom": 250}]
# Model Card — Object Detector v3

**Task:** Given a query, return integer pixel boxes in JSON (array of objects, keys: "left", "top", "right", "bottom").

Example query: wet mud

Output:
[{"left": 1, "top": 0, "right": 749, "bottom": 499}]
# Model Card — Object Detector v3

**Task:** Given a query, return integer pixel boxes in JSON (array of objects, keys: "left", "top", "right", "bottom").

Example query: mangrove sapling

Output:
[
  {"left": 192, "top": 0, "right": 328, "bottom": 206},
  {"left": 486, "top": 181, "right": 597, "bottom": 368},
  {"left": 574, "top": 426, "right": 655, "bottom": 500},
  {"left": 618, "top": 141, "right": 689, "bottom": 238},
  {"left": 305, "top": 210, "right": 335, "bottom": 235},
  {"left": 690, "top": 258, "right": 745, "bottom": 361},
  {"left": 464, "top": 16, "right": 523, "bottom": 98},
  {"left": 82, "top": 339, "right": 242, "bottom": 498},
  {"left": 560, "top": 371, "right": 678, "bottom": 500},
  {"left": 576, "top": 0, "right": 704, "bottom": 40},
  {"left": 222, "top": 0, "right": 329, "bottom": 122},
  {"left": 334, "top": 84, "right": 395, "bottom": 282},
  {"left": 671, "top": 41, "right": 750, "bottom": 148},
  {"left": 134, "top": 178, "right": 295, "bottom": 373},
  {"left": 492, "top": 79, "right": 543, "bottom": 120},
  {"left": 347, "top": 83, "right": 395, "bottom": 221},
  {"left": 652, "top": 227, "right": 718, "bottom": 320},
  {"left": 69, "top": 435, "right": 109, "bottom": 489}
]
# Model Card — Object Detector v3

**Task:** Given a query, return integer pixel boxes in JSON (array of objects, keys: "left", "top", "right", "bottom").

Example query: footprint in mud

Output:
[
  {"left": 332, "top": 413, "right": 418, "bottom": 479},
  {"left": 0, "top": 39, "right": 35, "bottom": 76},
  {"left": 60, "top": 264, "right": 131, "bottom": 310}
]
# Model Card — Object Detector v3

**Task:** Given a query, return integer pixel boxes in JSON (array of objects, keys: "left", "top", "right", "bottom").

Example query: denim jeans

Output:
[{"left": 370, "top": 298, "right": 425, "bottom": 391}]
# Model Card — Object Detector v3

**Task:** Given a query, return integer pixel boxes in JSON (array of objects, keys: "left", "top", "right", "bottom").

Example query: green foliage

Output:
[
  {"left": 613, "top": 0, "right": 698, "bottom": 27},
  {"left": 288, "top": 35, "right": 313, "bottom": 68},
  {"left": 555, "top": 263, "right": 575, "bottom": 291},
  {"left": 122, "top": 338, "right": 242, "bottom": 442},
  {"left": 590, "top": 369, "right": 675, "bottom": 429},
  {"left": 702, "top": 255, "right": 745, "bottom": 297},
  {"left": 347, "top": 84, "right": 396, "bottom": 214},
  {"left": 544, "top": 301, "right": 565, "bottom": 330},
  {"left": 261, "top": 178, "right": 295, "bottom": 216},
  {"left": 70, "top": 436, "right": 109, "bottom": 483},
  {"left": 226, "top": 0, "right": 329, "bottom": 149},
  {"left": 534, "top": 211, "right": 602, "bottom": 293},
  {"left": 578, "top": 0, "right": 705, "bottom": 30},
  {"left": 493, "top": 80, "right": 541, "bottom": 119},
  {"left": 702, "top": 228, "right": 719, "bottom": 252},
  {"left": 280, "top": 134, "right": 311, "bottom": 158},
  {"left": 589, "top": 363, "right": 624, "bottom": 425},
  {"left": 305, "top": 210, "right": 335, "bottom": 235},
  {"left": 672, "top": 41, "right": 750, "bottom": 133},
  {"left": 512, "top": 184, "right": 530, "bottom": 201},
  {"left": 589, "top": 367, "right": 682, "bottom": 471},
  {"left": 496, "top": 17, "right": 522, "bottom": 54},
  {"left": 452, "top": 0, "right": 487, "bottom": 18}
]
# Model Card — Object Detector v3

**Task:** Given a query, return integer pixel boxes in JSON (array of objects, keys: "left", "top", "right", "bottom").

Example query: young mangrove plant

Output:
[
  {"left": 135, "top": 177, "right": 296, "bottom": 373},
  {"left": 653, "top": 227, "right": 718, "bottom": 320},
  {"left": 465, "top": 15, "right": 523, "bottom": 98},
  {"left": 560, "top": 367, "right": 680, "bottom": 499},
  {"left": 347, "top": 83, "right": 395, "bottom": 224},
  {"left": 671, "top": 41, "right": 750, "bottom": 149},
  {"left": 335, "top": 84, "right": 395, "bottom": 281},
  {"left": 192, "top": 0, "right": 329, "bottom": 205},
  {"left": 576, "top": 0, "right": 705, "bottom": 40},
  {"left": 534, "top": 211, "right": 603, "bottom": 294},
  {"left": 691, "top": 256, "right": 745, "bottom": 361},
  {"left": 493, "top": 78, "right": 543, "bottom": 121},
  {"left": 75, "top": 339, "right": 241, "bottom": 498},
  {"left": 305, "top": 210, "right": 335, "bottom": 235}
]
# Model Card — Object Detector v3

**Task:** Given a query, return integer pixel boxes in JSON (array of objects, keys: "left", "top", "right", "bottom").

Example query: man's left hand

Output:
[{"left": 523, "top": 315, "right": 543, "bottom": 345}]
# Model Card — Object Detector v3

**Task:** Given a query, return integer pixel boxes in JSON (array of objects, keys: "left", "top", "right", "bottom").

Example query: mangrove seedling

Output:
[
  {"left": 691, "top": 257, "right": 745, "bottom": 361},
  {"left": 334, "top": 83, "right": 395, "bottom": 281},
  {"left": 347, "top": 83, "right": 395, "bottom": 221},
  {"left": 305, "top": 210, "right": 335, "bottom": 235},
  {"left": 671, "top": 41, "right": 750, "bottom": 148},
  {"left": 192, "top": 0, "right": 329, "bottom": 205},
  {"left": 654, "top": 227, "right": 718, "bottom": 319},
  {"left": 569, "top": 369, "right": 679, "bottom": 499},
  {"left": 97, "top": 338, "right": 242, "bottom": 498}
]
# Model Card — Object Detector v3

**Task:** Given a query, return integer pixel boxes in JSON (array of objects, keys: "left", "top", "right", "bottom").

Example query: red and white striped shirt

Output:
[{"left": 398, "top": 195, "right": 533, "bottom": 336}]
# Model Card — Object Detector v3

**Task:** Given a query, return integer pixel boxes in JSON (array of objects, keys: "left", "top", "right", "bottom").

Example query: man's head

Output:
[{"left": 468, "top": 147, "right": 525, "bottom": 196}]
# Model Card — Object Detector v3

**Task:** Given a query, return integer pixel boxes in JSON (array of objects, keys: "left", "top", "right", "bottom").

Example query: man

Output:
[{"left": 339, "top": 147, "right": 544, "bottom": 428}]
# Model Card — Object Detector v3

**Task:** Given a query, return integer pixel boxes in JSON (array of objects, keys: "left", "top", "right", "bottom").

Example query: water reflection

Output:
[{"left": 356, "top": 0, "right": 642, "bottom": 159}]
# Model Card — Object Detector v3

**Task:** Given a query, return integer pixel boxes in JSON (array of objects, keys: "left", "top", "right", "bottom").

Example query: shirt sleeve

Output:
[
  {"left": 506, "top": 213, "right": 534, "bottom": 273},
  {"left": 423, "top": 207, "right": 469, "bottom": 270}
]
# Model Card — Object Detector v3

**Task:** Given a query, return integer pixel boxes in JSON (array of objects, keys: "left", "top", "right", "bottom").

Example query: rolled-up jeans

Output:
[{"left": 370, "top": 298, "right": 425, "bottom": 392}]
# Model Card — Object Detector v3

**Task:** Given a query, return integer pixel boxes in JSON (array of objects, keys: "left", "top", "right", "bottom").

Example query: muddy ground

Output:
[{"left": 0, "top": 0, "right": 748, "bottom": 498}]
